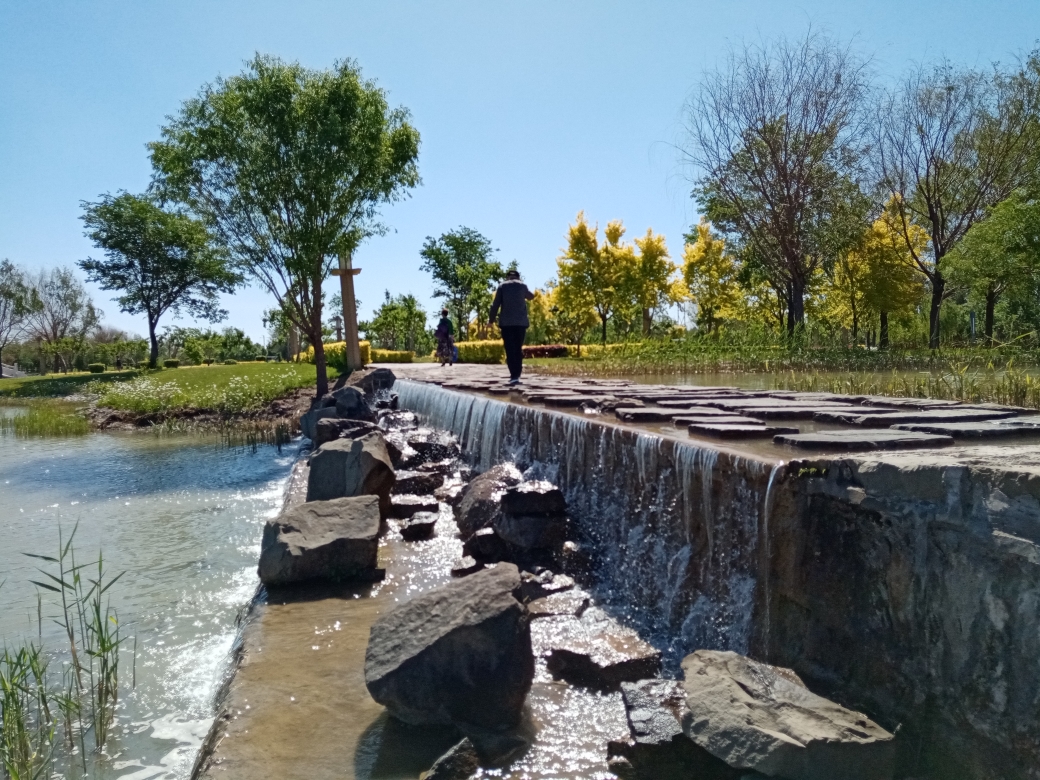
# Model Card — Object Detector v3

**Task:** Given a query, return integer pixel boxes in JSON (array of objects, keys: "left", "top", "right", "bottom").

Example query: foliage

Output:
[
  {"left": 301, "top": 340, "right": 371, "bottom": 371},
  {"left": 370, "top": 349, "right": 413, "bottom": 363},
  {"left": 360, "top": 291, "right": 432, "bottom": 354},
  {"left": 163, "top": 360, "right": 180, "bottom": 368},
  {"left": 455, "top": 339, "right": 505, "bottom": 364},
  {"left": 0, "top": 260, "right": 37, "bottom": 376},
  {"left": 22, "top": 267, "right": 102, "bottom": 373},
  {"left": 89, "top": 363, "right": 317, "bottom": 415},
  {"left": 419, "top": 227, "right": 503, "bottom": 341},
  {"left": 0, "top": 400, "right": 92, "bottom": 437},
  {"left": 522, "top": 344, "right": 569, "bottom": 358},
  {"left": 87, "top": 364, "right": 105, "bottom": 374},
  {"left": 176, "top": 327, "right": 264, "bottom": 366},
  {"left": 556, "top": 212, "right": 630, "bottom": 345},
  {"left": 622, "top": 228, "right": 677, "bottom": 336},
  {"left": 681, "top": 220, "right": 740, "bottom": 333},
  {"left": 0, "top": 371, "right": 140, "bottom": 399},
  {"left": 79, "top": 192, "right": 240, "bottom": 367},
  {"left": 150, "top": 54, "right": 420, "bottom": 396}
]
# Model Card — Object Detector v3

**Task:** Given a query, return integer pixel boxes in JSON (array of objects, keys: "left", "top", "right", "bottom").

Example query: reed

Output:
[{"left": 0, "top": 402, "right": 90, "bottom": 438}]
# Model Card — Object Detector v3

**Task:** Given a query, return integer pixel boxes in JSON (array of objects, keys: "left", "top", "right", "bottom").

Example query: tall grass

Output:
[
  {"left": 0, "top": 402, "right": 90, "bottom": 438},
  {"left": 1, "top": 527, "right": 132, "bottom": 779}
]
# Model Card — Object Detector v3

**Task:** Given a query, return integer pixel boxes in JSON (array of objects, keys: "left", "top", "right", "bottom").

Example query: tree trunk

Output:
[
  {"left": 851, "top": 309, "right": 859, "bottom": 343},
  {"left": 879, "top": 311, "right": 889, "bottom": 349},
  {"left": 312, "top": 337, "right": 329, "bottom": 398},
  {"left": 148, "top": 321, "right": 159, "bottom": 369},
  {"left": 985, "top": 284, "right": 997, "bottom": 346},
  {"left": 787, "top": 276, "right": 806, "bottom": 336},
  {"left": 928, "top": 273, "right": 945, "bottom": 350},
  {"left": 600, "top": 314, "right": 608, "bottom": 346},
  {"left": 642, "top": 308, "right": 652, "bottom": 337}
]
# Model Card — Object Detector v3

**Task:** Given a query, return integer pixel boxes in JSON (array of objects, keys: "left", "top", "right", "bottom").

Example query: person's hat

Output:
[{"left": 506, "top": 269, "right": 520, "bottom": 279}]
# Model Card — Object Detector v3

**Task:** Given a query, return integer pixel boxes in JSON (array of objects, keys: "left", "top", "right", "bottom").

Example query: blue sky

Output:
[{"left": 2, "top": 1, "right": 1039, "bottom": 343}]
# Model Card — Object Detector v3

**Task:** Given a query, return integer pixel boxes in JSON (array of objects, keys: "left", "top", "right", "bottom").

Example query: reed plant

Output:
[{"left": 0, "top": 401, "right": 90, "bottom": 438}]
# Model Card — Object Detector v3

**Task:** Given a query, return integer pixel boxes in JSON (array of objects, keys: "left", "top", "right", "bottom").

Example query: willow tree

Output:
[
  {"left": 684, "top": 33, "right": 871, "bottom": 334},
  {"left": 150, "top": 55, "right": 420, "bottom": 396}
]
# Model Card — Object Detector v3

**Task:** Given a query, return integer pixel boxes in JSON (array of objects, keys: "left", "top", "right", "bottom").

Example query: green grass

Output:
[
  {"left": 0, "top": 370, "right": 141, "bottom": 398},
  {"left": 88, "top": 362, "right": 320, "bottom": 415},
  {"left": 0, "top": 400, "right": 91, "bottom": 437}
]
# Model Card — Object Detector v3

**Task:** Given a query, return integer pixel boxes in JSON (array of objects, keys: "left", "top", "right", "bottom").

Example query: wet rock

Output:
[
  {"left": 306, "top": 432, "right": 396, "bottom": 518},
  {"left": 680, "top": 650, "right": 896, "bottom": 780},
  {"left": 518, "top": 570, "right": 575, "bottom": 601},
  {"left": 499, "top": 481, "right": 567, "bottom": 516},
  {"left": 463, "top": 527, "right": 510, "bottom": 562},
  {"left": 608, "top": 679, "right": 741, "bottom": 780},
  {"left": 314, "top": 418, "right": 380, "bottom": 448},
  {"left": 774, "top": 429, "right": 954, "bottom": 451},
  {"left": 383, "top": 431, "right": 420, "bottom": 469},
  {"left": 392, "top": 470, "right": 445, "bottom": 496},
  {"left": 364, "top": 563, "right": 534, "bottom": 731},
  {"left": 377, "top": 409, "right": 417, "bottom": 430},
  {"left": 543, "top": 608, "right": 661, "bottom": 690},
  {"left": 455, "top": 463, "right": 522, "bottom": 538},
  {"left": 348, "top": 366, "right": 396, "bottom": 397},
  {"left": 420, "top": 737, "right": 480, "bottom": 780},
  {"left": 688, "top": 423, "right": 798, "bottom": 440},
  {"left": 451, "top": 556, "right": 484, "bottom": 578},
  {"left": 391, "top": 495, "right": 440, "bottom": 519},
  {"left": 407, "top": 428, "right": 462, "bottom": 462},
  {"left": 527, "top": 588, "right": 589, "bottom": 619},
  {"left": 493, "top": 513, "right": 566, "bottom": 550},
  {"left": 258, "top": 496, "right": 382, "bottom": 586},
  {"left": 434, "top": 481, "right": 466, "bottom": 507},
  {"left": 373, "top": 392, "right": 399, "bottom": 410},
  {"left": 418, "top": 458, "right": 464, "bottom": 477},
  {"left": 333, "top": 385, "right": 376, "bottom": 422},
  {"left": 399, "top": 512, "right": 438, "bottom": 541},
  {"left": 559, "top": 540, "right": 593, "bottom": 578},
  {"left": 299, "top": 405, "right": 340, "bottom": 441}
]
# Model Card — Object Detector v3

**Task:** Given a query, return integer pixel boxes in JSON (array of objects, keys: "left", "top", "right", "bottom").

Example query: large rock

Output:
[
  {"left": 333, "top": 385, "right": 376, "bottom": 422},
  {"left": 314, "top": 418, "right": 379, "bottom": 448},
  {"left": 390, "top": 494, "right": 440, "bottom": 519},
  {"left": 680, "top": 650, "right": 895, "bottom": 780},
  {"left": 407, "top": 429, "right": 462, "bottom": 462},
  {"left": 348, "top": 366, "right": 396, "bottom": 397},
  {"left": 306, "top": 432, "right": 396, "bottom": 517},
  {"left": 365, "top": 563, "right": 534, "bottom": 731},
  {"left": 257, "top": 496, "right": 381, "bottom": 586},
  {"left": 455, "top": 463, "right": 522, "bottom": 538},
  {"left": 420, "top": 738, "right": 480, "bottom": 780},
  {"left": 393, "top": 469, "right": 445, "bottom": 496},
  {"left": 499, "top": 481, "right": 567, "bottom": 516},
  {"left": 493, "top": 512, "right": 566, "bottom": 550},
  {"left": 299, "top": 405, "right": 340, "bottom": 441},
  {"left": 541, "top": 607, "right": 661, "bottom": 690}
]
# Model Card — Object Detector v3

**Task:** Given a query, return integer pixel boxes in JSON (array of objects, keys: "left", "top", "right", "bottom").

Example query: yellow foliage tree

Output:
[
  {"left": 624, "top": 229, "right": 677, "bottom": 335},
  {"left": 545, "top": 279, "right": 597, "bottom": 352},
  {"left": 557, "top": 212, "right": 630, "bottom": 345},
  {"left": 681, "top": 220, "right": 741, "bottom": 334}
]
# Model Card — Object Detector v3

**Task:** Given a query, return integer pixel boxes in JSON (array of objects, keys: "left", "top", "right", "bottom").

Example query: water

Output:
[{"left": 0, "top": 422, "right": 296, "bottom": 779}]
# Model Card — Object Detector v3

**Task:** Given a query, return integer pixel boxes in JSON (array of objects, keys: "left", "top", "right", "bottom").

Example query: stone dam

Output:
[{"left": 194, "top": 365, "right": 1040, "bottom": 780}]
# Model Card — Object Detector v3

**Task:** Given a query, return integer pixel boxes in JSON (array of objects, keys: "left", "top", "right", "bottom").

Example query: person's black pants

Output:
[{"left": 501, "top": 326, "right": 527, "bottom": 380}]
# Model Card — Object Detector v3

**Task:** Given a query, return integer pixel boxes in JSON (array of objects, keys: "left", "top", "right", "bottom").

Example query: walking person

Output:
[
  {"left": 489, "top": 269, "right": 534, "bottom": 385},
  {"left": 434, "top": 309, "right": 455, "bottom": 367}
]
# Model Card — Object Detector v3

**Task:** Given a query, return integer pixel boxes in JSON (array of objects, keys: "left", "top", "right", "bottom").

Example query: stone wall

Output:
[{"left": 396, "top": 380, "right": 1040, "bottom": 779}]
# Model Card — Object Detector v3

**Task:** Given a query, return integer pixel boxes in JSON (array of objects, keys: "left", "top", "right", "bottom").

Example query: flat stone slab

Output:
[
  {"left": 838, "top": 408, "right": 1017, "bottom": 427},
  {"left": 774, "top": 429, "right": 954, "bottom": 451},
  {"left": 689, "top": 423, "right": 798, "bottom": 439},
  {"left": 615, "top": 407, "right": 704, "bottom": 422},
  {"left": 741, "top": 405, "right": 867, "bottom": 420},
  {"left": 539, "top": 394, "right": 604, "bottom": 407},
  {"left": 672, "top": 415, "right": 764, "bottom": 426},
  {"left": 892, "top": 421, "right": 1040, "bottom": 439},
  {"left": 390, "top": 494, "right": 440, "bottom": 518}
]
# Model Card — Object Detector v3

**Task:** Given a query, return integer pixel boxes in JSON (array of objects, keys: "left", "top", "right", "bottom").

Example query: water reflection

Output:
[{"left": 0, "top": 424, "right": 296, "bottom": 779}]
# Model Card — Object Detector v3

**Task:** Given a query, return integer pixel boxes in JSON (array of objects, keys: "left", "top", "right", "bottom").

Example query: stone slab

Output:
[
  {"left": 689, "top": 423, "right": 799, "bottom": 440},
  {"left": 774, "top": 429, "right": 954, "bottom": 451},
  {"left": 615, "top": 407, "right": 705, "bottom": 422},
  {"left": 892, "top": 421, "right": 1040, "bottom": 439},
  {"left": 741, "top": 405, "right": 868, "bottom": 420},
  {"left": 838, "top": 409, "right": 1016, "bottom": 427},
  {"left": 672, "top": 415, "right": 764, "bottom": 426}
]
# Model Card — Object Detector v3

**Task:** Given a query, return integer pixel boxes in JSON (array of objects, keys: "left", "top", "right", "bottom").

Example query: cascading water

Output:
[{"left": 395, "top": 379, "right": 777, "bottom": 671}]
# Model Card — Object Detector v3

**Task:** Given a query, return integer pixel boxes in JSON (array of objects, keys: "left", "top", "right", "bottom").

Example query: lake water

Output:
[{"left": 0, "top": 422, "right": 296, "bottom": 779}]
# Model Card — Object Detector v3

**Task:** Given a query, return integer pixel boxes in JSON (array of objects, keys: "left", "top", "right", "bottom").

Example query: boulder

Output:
[
  {"left": 333, "top": 385, "right": 376, "bottom": 422},
  {"left": 306, "top": 432, "right": 396, "bottom": 518},
  {"left": 418, "top": 458, "right": 463, "bottom": 477},
  {"left": 500, "top": 481, "right": 567, "bottom": 516},
  {"left": 299, "top": 405, "right": 340, "bottom": 441},
  {"left": 451, "top": 556, "right": 484, "bottom": 578},
  {"left": 377, "top": 409, "right": 417, "bottom": 430},
  {"left": 680, "top": 650, "right": 896, "bottom": 780},
  {"left": 314, "top": 418, "right": 380, "bottom": 448},
  {"left": 364, "top": 563, "right": 534, "bottom": 731},
  {"left": 608, "top": 679, "right": 741, "bottom": 780},
  {"left": 348, "top": 366, "right": 396, "bottom": 397},
  {"left": 493, "top": 512, "right": 566, "bottom": 550},
  {"left": 542, "top": 608, "right": 661, "bottom": 690},
  {"left": 391, "top": 494, "right": 440, "bottom": 519},
  {"left": 407, "top": 428, "right": 462, "bottom": 462},
  {"left": 257, "top": 496, "right": 381, "bottom": 586},
  {"left": 463, "top": 527, "right": 510, "bottom": 563},
  {"left": 420, "top": 738, "right": 480, "bottom": 780},
  {"left": 527, "top": 589, "right": 590, "bottom": 619},
  {"left": 434, "top": 481, "right": 466, "bottom": 507},
  {"left": 399, "top": 512, "right": 438, "bottom": 541},
  {"left": 518, "top": 570, "right": 575, "bottom": 601},
  {"left": 392, "top": 470, "right": 445, "bottom": 496},
  {"left": 455, "top": 463, "right": 522, "bottom": 538},
  {"left": 383, "top": 431, "right": 419, "bottom": 469}
]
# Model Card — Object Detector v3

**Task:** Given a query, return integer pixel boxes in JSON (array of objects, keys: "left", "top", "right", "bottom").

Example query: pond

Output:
[{"left": 0, "top": 420, "right": 296, "bottom": 779}]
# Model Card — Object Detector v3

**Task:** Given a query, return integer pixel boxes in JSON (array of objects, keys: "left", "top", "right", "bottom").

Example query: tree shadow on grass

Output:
[{"left": 0, "top": 370, "right": 140, "bottom": 398}]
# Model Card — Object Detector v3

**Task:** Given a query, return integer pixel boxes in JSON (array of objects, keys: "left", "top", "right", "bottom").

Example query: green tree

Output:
[
  {"left": 24, "top": 267, "right": 102, "bottom": 373},
  {"left": 875, "top": 56, "right": 1040, "bottom": 348},
  {"left": 150, "top": 54, "right": 420, "bottom": 396},
  {"left": 0, "top": 260, "right": 36, "bottom": 376},
  {"left": 681, "top": 220, "right": 740, "bottom": 335},
  {"left": 360, "top": 291, "right": 431, "bottom": 353},
  {"left": 557, "top": 212, "right": 630, "bottom": 345},
  {"left": 419, "top": 228, "right": 502, "bottom": 341},
  {"left": 946, "top": 191, "right": 1040, "bottom": 344},
  {"left": 79, "top": 192, "right": 240, "bottom": 368},
  {"left": 622, "top": 229, "right": 676, "bottom": 336}
]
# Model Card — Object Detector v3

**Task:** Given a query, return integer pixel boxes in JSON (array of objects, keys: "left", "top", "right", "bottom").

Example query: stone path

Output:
[{"left": 382, "top": 363, "right": 1040, "bottom": 453}]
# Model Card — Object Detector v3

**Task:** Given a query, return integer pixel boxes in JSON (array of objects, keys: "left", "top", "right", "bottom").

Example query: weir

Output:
[{"left": 394, "top": 377, "right": 1040, "bottom": 780}]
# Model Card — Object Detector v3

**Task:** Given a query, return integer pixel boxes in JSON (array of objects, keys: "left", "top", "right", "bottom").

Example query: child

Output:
[{"left": 434, "top": 309, "right": 455, "bottom": 366}]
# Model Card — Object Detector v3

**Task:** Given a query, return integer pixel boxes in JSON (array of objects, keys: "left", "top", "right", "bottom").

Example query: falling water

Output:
[
  {"left": 760, "top": 461, "right": 784, "bottom": 658},
  {"left": 395, "top": 379, "right": 778, "bottom": 670}
]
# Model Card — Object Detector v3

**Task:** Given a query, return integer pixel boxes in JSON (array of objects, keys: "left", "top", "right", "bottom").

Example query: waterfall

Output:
[
  {"left": 760, "top": 461, "right": 784, "bottom": 659},
  {"left": 396, "top": 379, "right": 777, "bottom": 670}
]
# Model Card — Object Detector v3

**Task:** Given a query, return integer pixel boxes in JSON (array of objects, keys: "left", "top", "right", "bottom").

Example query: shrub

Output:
[
  {"left": 87, "top": 363, "right": 106, "bottom": 374},
  {"left": 224, "top": 359, "right": 238, "bottom": 365},
  {"left": 203, "top": 359, "right": 214, "bottom": 366},
  {"left": 523, "top": 345, "right": 569, "bottom": 359},
  {"left": 255, "top": 355, "right": 267, "bottom": 362},
  {"left": 163, "top": 359, "right": 180, "bottom": 369},
  {"left": 301, "top": 340, "right": 372, "bottom": 371},
  {"left": 371, "top": 349, "right": 413, "bottom": 363},
  {"left": 456, "top": 340, "right": 505, "bottom": 364}
]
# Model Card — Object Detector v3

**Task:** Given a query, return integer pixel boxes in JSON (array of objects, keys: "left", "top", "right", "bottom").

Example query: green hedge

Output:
[
  {"left": 163, "top": 359, "right": 180, "bottom": 369},
  {"left": 455, "top": 340, "right": 505, "bottom": 364},
  {"left": 255, "top": 355, "right": 267, "bottom": 362},
  {"left": 224, "top": 359, "right": 238, "bottom": 365},
  {"left": 301, "top": 341, "right": 372, "bottom": 371},
  {"left": 371, "top": 349, "right": 413, "bottom": 363},
  {"left": 87, "top": 363, "right": 106, "bottom": 374}
]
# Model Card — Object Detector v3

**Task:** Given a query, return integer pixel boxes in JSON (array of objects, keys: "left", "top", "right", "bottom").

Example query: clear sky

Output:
[{"left": 2, "top": 1, "right": 1039, "bottom": 343}]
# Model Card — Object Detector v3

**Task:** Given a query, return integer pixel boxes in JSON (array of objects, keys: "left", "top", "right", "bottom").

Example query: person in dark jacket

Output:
[
  {"left": 434, "top": 309, "right": 455, "bottom": 366},
  {"left": 489, "top": 269, "right": 534, "bottom": 384}
]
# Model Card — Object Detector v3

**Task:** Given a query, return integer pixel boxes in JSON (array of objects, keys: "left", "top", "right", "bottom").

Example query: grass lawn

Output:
[{"left": 0, "top": 363, "right": 321, "bottom": 415}]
